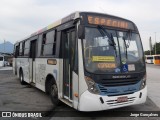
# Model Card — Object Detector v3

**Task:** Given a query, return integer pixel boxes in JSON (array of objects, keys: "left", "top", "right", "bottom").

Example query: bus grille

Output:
[{"left": 99, "top": 78, "right": 140, "bottom": 87}]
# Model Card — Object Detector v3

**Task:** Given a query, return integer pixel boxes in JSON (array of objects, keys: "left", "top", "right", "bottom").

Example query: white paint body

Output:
[
  {"left": 0, "top": 55, "right": 4, "bottom": 67},
  {"left": 13, "top": 11, "right": 147, "bottom": 111},
  {"left": 13, "top": 40, "right": 147, "bottom": 111},
  {"left": 78, "top": 86, "right": 147, "bottom": 111}
]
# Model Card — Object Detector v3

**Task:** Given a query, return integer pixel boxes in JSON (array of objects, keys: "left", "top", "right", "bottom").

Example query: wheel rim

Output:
[{"left": 51, "top": 84, "right": 58, "bottom": 98}]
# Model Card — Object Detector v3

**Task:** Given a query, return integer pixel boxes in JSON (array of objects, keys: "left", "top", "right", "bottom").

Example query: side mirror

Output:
[{"left": 78, "top": 25, "right": 85, "bottom": 39}]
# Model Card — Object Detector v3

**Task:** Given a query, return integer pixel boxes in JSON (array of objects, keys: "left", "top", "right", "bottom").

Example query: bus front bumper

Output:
[{"left": 78, "top": 86, "right": 147, "bottom": 111}]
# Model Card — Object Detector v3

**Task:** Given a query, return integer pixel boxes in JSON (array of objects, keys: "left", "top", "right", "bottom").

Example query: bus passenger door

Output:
[
  {"left": 29, "top": 40, "right": 37, "bottom": 83},
  {"left": 62, "top": 29, "right": 75, "bottom": 101}
]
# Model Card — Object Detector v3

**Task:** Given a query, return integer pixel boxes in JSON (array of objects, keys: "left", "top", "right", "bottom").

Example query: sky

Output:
[{"left": 0, "top": 0, "right": 160, "bottom": 51}]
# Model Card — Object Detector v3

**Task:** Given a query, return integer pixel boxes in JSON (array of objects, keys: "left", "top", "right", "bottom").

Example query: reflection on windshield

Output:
[
  {"left": 83, "top": 28, "right": 119, "bottom": 73},
  {"left": 118, "top": 32, "right": 143, "bottom": 62},
  {"left": 83, "top": 27, "right": 145, "bottom": 74}
]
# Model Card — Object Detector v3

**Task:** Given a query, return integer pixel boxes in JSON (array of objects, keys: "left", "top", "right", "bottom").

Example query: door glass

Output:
[
  {"left": 69, "top": 31, "right": 75, "bottom": 100},
  {"left": 64, "top": 32, "right": 70, "bottom": 97},
  {"left": 29, "top": 40, "right": 37, "bottom": 83},
  {"left": 63, "top": 30, "right": 75, "bottom": 100}
]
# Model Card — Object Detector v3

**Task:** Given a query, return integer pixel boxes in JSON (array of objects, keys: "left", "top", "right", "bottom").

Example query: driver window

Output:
[{"left": 126, "top": 40, "right": 138, "bottom": 57}]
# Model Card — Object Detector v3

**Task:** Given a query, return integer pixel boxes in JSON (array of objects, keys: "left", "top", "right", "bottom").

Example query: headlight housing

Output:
[
  {"left": 140, "top": 73, "right": 146, "bottom": 90},
  {"left": 85, "top": 76, "right": 100, "bottom": 94}
]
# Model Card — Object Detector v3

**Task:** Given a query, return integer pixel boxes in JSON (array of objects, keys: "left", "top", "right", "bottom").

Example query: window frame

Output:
[
  {"left": 19, "top": 42, "right": 23, "bottom": 56},
  {"left": 40, "top": 29, "right": 57, "bottom": 57},
  {"left": 24, "top": 39, "right": 30, "bottom": 57}
]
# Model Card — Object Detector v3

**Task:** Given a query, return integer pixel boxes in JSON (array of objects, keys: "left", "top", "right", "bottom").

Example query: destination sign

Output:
[
  {"left": 87, "top": 15, "right": 134, "bottom": 29},
  {"left": 92, "top": 56, "right": 115, "bottom": 62},
  {"left": 97, "top": 63, "right": 116, "bottom": 69}
]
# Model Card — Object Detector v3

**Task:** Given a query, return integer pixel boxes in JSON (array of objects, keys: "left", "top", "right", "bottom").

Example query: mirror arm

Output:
[{"left": 78, "top": 25, "right": 85, "bottom": 39}]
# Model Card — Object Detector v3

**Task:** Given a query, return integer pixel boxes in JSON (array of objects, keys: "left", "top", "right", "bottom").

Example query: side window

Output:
[
  {"left": 41, "top": 34, "right": 46, "bottom": 56},
  {"left": 19, "top": 42, "right": 23, "bottom": 56},
  {"left": 24, "top": 40, "right": 30, "bottom": 56},
  {"left": 41, "top": 30, "right": 56, "bottom": 56},
  {"left": 53, "top": 31, "right": 57, "bottom": 55},
  {"left": 22, "top": 41, "right": 25, "bottom": 56},
  {"left": 15, "top": 44, "right": 20, "bottom": 58}
]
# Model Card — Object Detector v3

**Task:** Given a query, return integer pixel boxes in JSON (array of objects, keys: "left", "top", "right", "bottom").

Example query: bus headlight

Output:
[
  {"left": 140, "top": 74, "right": 146, "bottom": 90},
  {"left": 85, "top": 76, "right": 100, "bottom": 94}
]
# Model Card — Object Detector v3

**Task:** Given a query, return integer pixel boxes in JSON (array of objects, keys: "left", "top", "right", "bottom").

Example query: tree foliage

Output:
[{"left": 144, "top": 42, "right": 160, "bottom": 55}]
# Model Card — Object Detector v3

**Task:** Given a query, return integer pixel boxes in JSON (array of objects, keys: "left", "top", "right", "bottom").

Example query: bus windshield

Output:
[{"left": 83, "top": 27, "right": 145, "bottom": 74}]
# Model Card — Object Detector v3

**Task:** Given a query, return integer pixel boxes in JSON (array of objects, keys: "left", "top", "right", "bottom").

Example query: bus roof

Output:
[
  {"left": 16, "top": 11, "right": 136, "bottom": 43},
  {"left": 146, "top": 55, "right": 160, "bottom": 56},
  {"left": 145, "top": 55, "right": 153, "bottom": 57},
  {"left": 152, "top": 54, "right": 160, "bottom": 56}
]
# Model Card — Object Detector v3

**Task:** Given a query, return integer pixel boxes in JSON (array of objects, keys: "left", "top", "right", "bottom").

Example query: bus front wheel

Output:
[{"left": 48, "top": 79, "right": 59, "bottom": 106}]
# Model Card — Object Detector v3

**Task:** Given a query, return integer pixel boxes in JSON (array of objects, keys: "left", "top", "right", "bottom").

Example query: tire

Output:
[
  {"left": 19, "top": 70, "right": 26, "bottom": 85},
  {"left": 48, "top": 79, "right": 59, "bottom": 106}
]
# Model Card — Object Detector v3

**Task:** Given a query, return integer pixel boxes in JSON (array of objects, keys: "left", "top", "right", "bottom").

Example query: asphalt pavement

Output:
[
  {"left": 0, "top": 70, "right": 53, "bottom": 112},
  {"left": 0, "top": 66, "right": 12, "bottom": 71},
  {"left": 0, "top": 65, "right": 159, "bottom": 120},
  {"left": 146, "top": 64, "right": 160, "bottom": 108}
]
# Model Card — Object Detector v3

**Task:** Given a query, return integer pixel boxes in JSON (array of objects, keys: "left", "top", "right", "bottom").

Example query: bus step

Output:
[{"left": 60, "top": 98, "right": 73, "bottom": 107}]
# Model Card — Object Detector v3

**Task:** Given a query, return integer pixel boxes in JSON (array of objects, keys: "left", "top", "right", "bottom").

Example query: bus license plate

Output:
[{"left": 117, "top": 96, "right": 128, "bottom": 103}]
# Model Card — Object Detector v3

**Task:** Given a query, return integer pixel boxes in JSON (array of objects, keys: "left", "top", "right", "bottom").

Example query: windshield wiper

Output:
[
  {"left": 123, "top": 37, "right": 128, "bottom": 59},
  {"left": 110, "top": 33, "right": 117, "bottom": 57},
  {"left": 97, "top": 25, "right": 117, "bottom": 57},
  {"left": 97, "top": 25, "right": 114, "bottom": 46},
  {"left": 125, "top": 30, "right": 132, "bottom": 48},
  {"left": 122, "top": 30, "right": 132, "bottom": 59}
]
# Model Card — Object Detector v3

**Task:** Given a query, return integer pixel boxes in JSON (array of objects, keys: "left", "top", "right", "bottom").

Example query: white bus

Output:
[
  {"left": 13, "top": 12, "right": 147, "bottom": 111},
  {"left": 145, "top": 55, "right": 153, "bottom": 64},
  {"left": 0, "top": 55, "right": 4, "bottom": 67}
]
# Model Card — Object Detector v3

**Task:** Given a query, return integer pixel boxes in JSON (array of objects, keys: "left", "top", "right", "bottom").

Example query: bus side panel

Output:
[
  {"left": 72, "top": 71, "right": 79, "bottom": 109},
  {"left": 153, "top": 56, "right": 160, "bottom": 65},
  {"left": 58, "top": 59, "right": 63, "bottom": 98},
  {"left": 16, "top": 58, "right": 22, "bottom": 78},
  {"left": 35, "top": 58, "right": 47, "bottom": 91},
  {"left": 0, "top": 61, "right": 4, "bottom": 67},
  {"left": 16, "top": 58, "right": 30, "bottom": 83},
  {"left": 0, "top": 56, "right": 4, "bottom": 67},
  {"left": 35, "top": 58, "right": 61, "bottom": 92},
  {"left": 45, "top": 58, "right": 60, "bottom": 93},
  {"left": 153, "top": 59, "right": 156, "bottom": 64},
  {"left": 146, "top": 59, "right": 153, "bottom": 64},
  {"left": 156, "top": 59, "right": 160, "bottom": 64},
  {"left": 12, "top": 58, "right": 16, "bottom": 74},
  {"left": 23, "top": 58, "right": 30, "bottom": 83}
]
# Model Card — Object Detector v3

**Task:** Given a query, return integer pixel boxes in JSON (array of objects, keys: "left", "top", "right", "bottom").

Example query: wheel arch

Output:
[{"left": 45, "top": 74, "right": 56, "bottom": 94}]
